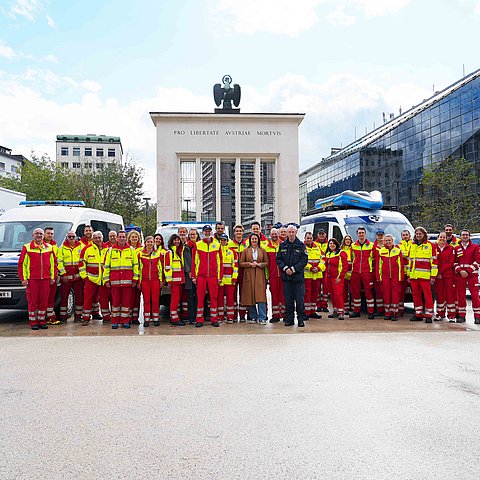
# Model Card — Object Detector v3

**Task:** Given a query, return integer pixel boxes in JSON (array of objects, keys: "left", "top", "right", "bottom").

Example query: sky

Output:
[{"left": 1, "top": 0, "right": 480, "bottom": 199}]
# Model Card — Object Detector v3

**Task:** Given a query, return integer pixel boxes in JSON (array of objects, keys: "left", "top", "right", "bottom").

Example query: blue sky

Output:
[{"left": 1, "top": 0, "right": 480, "bottom": 198}]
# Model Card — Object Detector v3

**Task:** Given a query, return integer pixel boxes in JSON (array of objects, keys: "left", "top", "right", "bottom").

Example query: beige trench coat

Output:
[{"left": 239, "top": 246, "right": 268, "bottom": 305}]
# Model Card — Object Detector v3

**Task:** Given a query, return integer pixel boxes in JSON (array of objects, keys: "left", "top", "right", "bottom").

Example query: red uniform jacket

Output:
[
  {"left": 454, "top": 242, "right": 480, "bottom": 277},
  {"left": 436, "top": 244, "right": 455, "bottom": 279}
]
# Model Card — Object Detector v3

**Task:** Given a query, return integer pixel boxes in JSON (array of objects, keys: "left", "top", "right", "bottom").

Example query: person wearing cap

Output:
[
  {"left": 18, "top": 228, "right": 56, "bottom": 330},
  {"left": 217, "top": 234, "right": 238, "bottom": 323},
  {"left": 192, "top": 225, "right": 223, "bottom": 327},
  {"left": 314, "top": 229, "right": 329, "bottom": 312},
  {"left": 372, "top": 229, "right": 386, "bottom": 317}
]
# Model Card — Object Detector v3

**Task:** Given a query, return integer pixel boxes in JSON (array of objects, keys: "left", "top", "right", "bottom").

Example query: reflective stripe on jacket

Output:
[
  {"left": 18, "top": 241, "right": 55, "bottom": 281},
  {"left": 409, "top": 241, "right": 437, "bottom": 280}
]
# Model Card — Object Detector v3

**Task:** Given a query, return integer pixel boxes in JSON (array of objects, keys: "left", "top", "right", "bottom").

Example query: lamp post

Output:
[
  {"left": 185, "top": 199, "right": 191, "bottom": 221},
  {"left": 143, "top": 197, "right": 151, "bottom": 237}
]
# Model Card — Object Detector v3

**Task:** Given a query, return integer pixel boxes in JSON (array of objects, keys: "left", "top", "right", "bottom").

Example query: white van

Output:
[
  {"left": 0, "top": 201, "right": 124, "bottom": 312},
  {"left": 298, "top": 191, "right": 414, "bottom": 243}
]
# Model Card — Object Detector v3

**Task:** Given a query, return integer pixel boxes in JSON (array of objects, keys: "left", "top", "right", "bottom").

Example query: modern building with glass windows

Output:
[{"left": 300, "top": 68, "right": 480, "bottom": 218}]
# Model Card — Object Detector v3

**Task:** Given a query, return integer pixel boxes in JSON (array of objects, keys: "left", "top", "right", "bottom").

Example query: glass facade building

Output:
[{"left": 299, "top": 69, "right": 480, "bottom": 218}]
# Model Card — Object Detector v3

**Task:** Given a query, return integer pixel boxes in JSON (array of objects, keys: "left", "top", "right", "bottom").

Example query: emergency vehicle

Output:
[
  {"left": 0, "top": 201, "right": 123, "bottom": 314},
  {"left": 298, "top": 190, "right": 414, "bottom": 243}
]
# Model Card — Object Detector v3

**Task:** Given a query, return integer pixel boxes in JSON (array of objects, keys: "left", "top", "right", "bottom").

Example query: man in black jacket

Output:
[{"left": 276, "top": 224, "right": 308, "bottom": 327}]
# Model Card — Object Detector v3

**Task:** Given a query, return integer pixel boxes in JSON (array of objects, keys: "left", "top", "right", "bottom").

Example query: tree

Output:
[
  {"left": 0, "top": 152, "right": 148, "bottom": 227},
  {"left": 131, "top": 202, "right": 157, "bottom": 237},
  {"left": 416, "top": 157, "right": 480, "bottom": 231}
]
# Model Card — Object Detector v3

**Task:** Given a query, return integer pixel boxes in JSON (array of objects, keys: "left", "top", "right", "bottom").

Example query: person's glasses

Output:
[{"left": 67, "top": 236, "right": 75, "bottom": 238}]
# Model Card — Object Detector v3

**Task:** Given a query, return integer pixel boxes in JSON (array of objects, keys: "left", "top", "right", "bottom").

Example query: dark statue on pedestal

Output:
[{"left": 214, "top": 75, "right": 241, "bottom": 113}]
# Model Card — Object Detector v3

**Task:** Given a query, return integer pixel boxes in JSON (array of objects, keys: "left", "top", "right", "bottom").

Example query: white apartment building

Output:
[
  {"left": 55, "top": 134, "right": 123, "bottom": 171},
  {"left": 0, "top": 146, "right": 26, "bottom": 177}
]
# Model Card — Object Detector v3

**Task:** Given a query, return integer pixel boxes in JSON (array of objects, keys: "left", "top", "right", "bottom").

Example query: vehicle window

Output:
[
  {"left": 332, "top": 224, "right": 343, "bottom": 243},
  {"left": 0, "top": 221, "right": 72, "bottom": 252},
  {"left": 344, "top": 221, "right": 412, "bottom": 244},
  {"left": 76, "top": 224, "right": 86, "bottom": 239},
  {"left": 313, "top": 222, "right": 329, "bottom": 239},
  {"left": 91, "top": 220, "right": 109, "bottom": 239},
  {"left": 107, "top": 222, "right": 122, "bottom": 233}
]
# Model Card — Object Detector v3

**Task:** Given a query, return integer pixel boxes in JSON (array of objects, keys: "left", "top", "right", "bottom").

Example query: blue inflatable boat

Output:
[{"left": 314, "top": 190, "right": 384, "bottom": 211}]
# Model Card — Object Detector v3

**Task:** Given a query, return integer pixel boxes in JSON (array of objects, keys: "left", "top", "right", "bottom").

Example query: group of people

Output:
[{"left": 18, "top": 220, "right": 480, "bottom": 330}]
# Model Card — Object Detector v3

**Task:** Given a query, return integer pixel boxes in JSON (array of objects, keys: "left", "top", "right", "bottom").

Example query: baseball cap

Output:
[
  {"left": 202, "top": 224, "right": 212, "bottom": 231},
  {"left": 376, "top": 229, "right": 385, "bottom": 235},
  {"left": 219, "top": 234, "right": 229, "bottom": 240},
  {"left": 317, "top": 228, "right": 326, "bottom": 234}
]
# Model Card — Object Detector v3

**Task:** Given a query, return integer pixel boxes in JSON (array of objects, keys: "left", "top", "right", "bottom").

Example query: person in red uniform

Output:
[
  {"left": 303, "top": 232, "right": 324, "bottom": 319},
  {"left": 138, "top": 236, "right": 163, "bottom": 327},
  {"left": 397, "top": 229, "right": 412, "bottom": 316},
  {"left": 314, "top": 229, "right": 329, "bottom": 312},
  {"left": 324, "top": 238, "right": 348, "bottom": 320},
  {"left": 192, "top": 225, "right": 223, "bottom": 328},
  {"left": 18, "top": 228, "right": 55, "bottom": 330},
  {"left": 217, "top": 234, "right": 238, "bottom": 323},
  {"left": 43, "top": 226, "right": 60, "bottom": 325},
  {"left": 434, "top": 232, "right": 456, "bottom": 322},
  {"left": 265, "top": 227, "right": 285, "bottom": 322},
  {"left": 57, "top": 230, "right": 84, "bottom": 322},
  {"left": 408, "top": 227, "right": 437, "bottom": 323},
  {"left": 164, "top": 234, "right": 186, "bottom": 326},
  {"left": 127, "top": 230, "right": 143, "bottom": 325},
  {"left": 444, "top": 224, "right": 460, "bottom": 247},
  {"left": 350, "top": 227, "right": 375, "bottom": 319},
  {"left": 453, "top": 229, "right": 480, "bottom": 324},
  {"left": 372, "top": 229, "right": 385, "bottom": 317},
  {"left": 340, "top": 235, "right": 353, "bottom": 314},
  {"left": 79, "top": 231, "right": 107, "bottom": 326},
  {"left": 103, "top": 231, "right": 139, "bottom": 329},
  {"left": 228, "top": 224, "right": 247, "bottom": 322},
  {"left": 377, "top": 234, "right": 405, "bottom": 321}
]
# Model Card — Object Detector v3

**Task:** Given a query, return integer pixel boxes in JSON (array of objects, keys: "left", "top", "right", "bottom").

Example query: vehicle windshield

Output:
[
  {"left": 0, "top": 221, "right": 73, "bottom": 252},
  {"left": 344, "top": 219, "right": 413, "bottom": 244}
]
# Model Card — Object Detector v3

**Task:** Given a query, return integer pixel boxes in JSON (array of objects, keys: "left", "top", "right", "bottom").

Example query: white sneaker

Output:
[
  {"left": 259, "top": 320, "right": 267, "bottom": 325},
  {"left": 226, "top": 319, "right": 233, "bottom": 324}
]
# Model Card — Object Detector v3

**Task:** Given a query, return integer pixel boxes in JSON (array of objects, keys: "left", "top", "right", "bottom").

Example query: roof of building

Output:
[
  {"left": 56, "top": 134, "right": 122, "bottom": 144},
  {"left": 301, "top": 67, "right": 480, "bottom": 177}
]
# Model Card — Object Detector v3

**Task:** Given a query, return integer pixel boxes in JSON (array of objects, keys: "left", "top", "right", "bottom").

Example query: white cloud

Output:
[
  {"left": 352, "top": 0, "right": 411, "bottom": 18},
  {"left": 81, "top": 80, "right": 102, "bottom": 92},
  {"left": 42, "top": 53, "right": 57, "bottom": 63},
  {"left": 0, "top": 39, "right": 16, "bottom": 58},
  {"left": 213, "top": 0, "right": 324, "bottom": 37},
  {"left": 7, "top": 0, "right": 42, "bottom": 21},
  {"left": 326, "top": 5, "right": 356, "bottom": 27},
  {"left": 46, "top": 14, "right": 55, "bottom": 27}
]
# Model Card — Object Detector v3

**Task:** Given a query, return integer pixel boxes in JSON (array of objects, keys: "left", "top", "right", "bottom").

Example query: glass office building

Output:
[{"left": 300, "top": 69, "right": 480, "bottom": 218}]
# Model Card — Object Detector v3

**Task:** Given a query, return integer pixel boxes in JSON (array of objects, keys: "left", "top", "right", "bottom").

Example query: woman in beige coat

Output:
[{"left": 239, "top": 233, "right": 268, "bottom": 324}]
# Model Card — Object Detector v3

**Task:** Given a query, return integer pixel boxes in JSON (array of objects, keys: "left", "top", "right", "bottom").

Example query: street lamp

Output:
[
  {"left": 185, "top": 199, "right": 191, "bottom": 221},
  {"left": 143, "top": 197, "right": 151, "bottom": 237}
]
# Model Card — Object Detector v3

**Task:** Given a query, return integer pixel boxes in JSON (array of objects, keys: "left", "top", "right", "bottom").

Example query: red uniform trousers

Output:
[
  {"left": 373, "top": 278, "right": 384, "bottom": 314},
  {"left": 269, "top": 276, "right": 285, "bottom": 319},
  {"left": 110, "top": 286, "right": 133, "bottom": 325},
  {"left": 59, "top": 278, "right": 84, "bottom": 321},
  {"left": 304, "top": 278, "right": 320, "bottom": 317},
  {"left": 99, "top": 285, "right": 111, "bottom": 322},
  {"left": 399, "top": 278, "right": 409, "bottom": 315},
  {"left": 316, "top": 276, "right": 328, "bottom": 310},
  {"left": 350, "top": 272, "right": 375, "bottom": 314},
  {"left": 46, "top": 281, "right": 57, "bottom": 321},
  {"left": 325, "top": 277, "right": 345, "bottom": 316},
  {"left": 235, "top": 271, "right": 248, "bottom": 320},
  {"left": 26, "top": 279, "right": 50, "bottom": 327},
  {"left": 343, "top": 279, "right": 351, "bottom": 311},
  {"left": 382, "top": 277, "right": 402, "bottom": 317},
  {"left": 131, "top": 287, "right": 141, "bottom": 322},
  {"left": 196, "top": 277, "right": 219, "bottom": 323},
  {"left": 181, "top": 289, "right": 189, "bottom": 321},
  {"left": 410, "top": 279, "right": 434, "bottom": 319},
  {"left": 455, "top": 274, "right": 480, "bottom": 319},
  {"left": 434, "top": 277, "right": 456, "bottom": 319},
  {"left": 83, "top": 279, "right": 100, "bottom": 322},
  {"left": 169, "top": 283, "right": 183, "bottom": 323},
  {"left": 141, "top": 280, "right": 160, "bottom": 323},
  {"left": 217, "top": 284, "right": 235, "bottom": 321}
]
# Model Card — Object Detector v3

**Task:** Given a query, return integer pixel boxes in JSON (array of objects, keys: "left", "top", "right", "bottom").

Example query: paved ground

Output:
[{"left": 0, "top": 322, "right": 479, "bottom": 479}]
